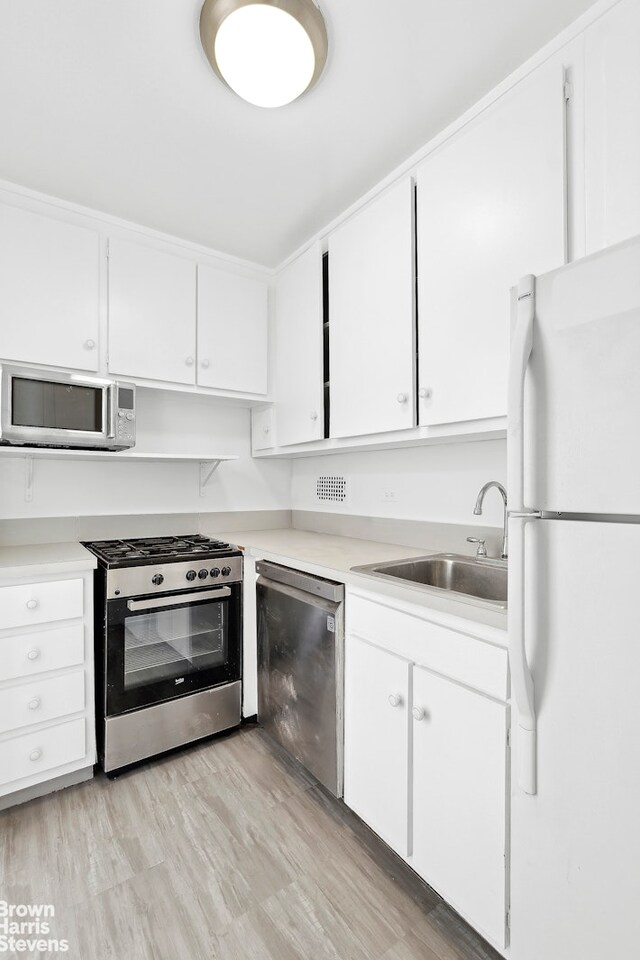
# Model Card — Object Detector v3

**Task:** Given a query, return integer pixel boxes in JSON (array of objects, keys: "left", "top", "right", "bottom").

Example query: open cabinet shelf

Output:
[{"left": 0, "top": 447, "right": 238, "bottom": 501}]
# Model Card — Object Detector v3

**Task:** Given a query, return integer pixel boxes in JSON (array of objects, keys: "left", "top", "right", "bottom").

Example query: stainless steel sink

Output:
[{"left": 352, "top": 553, "right": 508, "bottom": 608}]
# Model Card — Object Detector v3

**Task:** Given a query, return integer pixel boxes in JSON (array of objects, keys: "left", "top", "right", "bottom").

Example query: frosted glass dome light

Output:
[{"left": 200, "top": 0, "right": 328, "bottom": 109}]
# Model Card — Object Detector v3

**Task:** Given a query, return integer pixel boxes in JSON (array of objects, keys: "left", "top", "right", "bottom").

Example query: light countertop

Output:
[
  {"left": 220, "top": 528, "right": 508, "bottom": 633},
  {"left": 0, "top": 542, "right": 97, "bottom": 580}
]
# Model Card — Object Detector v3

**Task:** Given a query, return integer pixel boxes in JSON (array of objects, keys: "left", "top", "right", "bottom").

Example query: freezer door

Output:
[
  {"left": 256, "top": 576, "right": 343, "bottom": 797},
  {"left": 520, "top": 233, "right": 640, "bottom": 514},
  {"left": 510, "top": 518, "right": 640, "bottom": 960}
]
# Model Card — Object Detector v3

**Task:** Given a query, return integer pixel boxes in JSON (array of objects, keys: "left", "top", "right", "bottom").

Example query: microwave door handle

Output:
[
  {"left": 107, "top": 384, "right": 117, "bottom": 440},
  {"left": 127, "top": 587, "right": 231, "bottom": 611}
]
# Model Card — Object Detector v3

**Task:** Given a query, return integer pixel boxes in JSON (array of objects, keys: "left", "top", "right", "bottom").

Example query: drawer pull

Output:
[
  {"left": 26, "top": 599, "right": 38, "bottom": 610},
  {"left": 29, "top": 748, "right": 42, "bottom": 762},
  {"left": 27, "top": 649, "right": 41, "bottom": 661},
  {"left": 28, "top": 697, "right": 41, "bottom": 711},
  {"left": 388, "top": 693, "right": 402, "bottom": 708}
]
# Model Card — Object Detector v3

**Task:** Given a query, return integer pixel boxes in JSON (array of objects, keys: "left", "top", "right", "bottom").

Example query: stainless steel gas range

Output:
[{"left": 83, "top": 535, "right": 243, "bottom": 774}]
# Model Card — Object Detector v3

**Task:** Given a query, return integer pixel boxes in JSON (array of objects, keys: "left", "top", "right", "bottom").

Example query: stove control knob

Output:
[
  {"left": 151, "top": 574, "right": 164, "bottom": 586},
  {"left": 210, "top": 567, "right": 221, "bottom": 578},
  {"left": 198, "top": 569, "right": 208, "bottom": 580},
  {"left": 186, "top": 570, "right": 197, "bottom": 581},
  {"left": 221, "top": 566, "right": 231, "bottom": 577}
]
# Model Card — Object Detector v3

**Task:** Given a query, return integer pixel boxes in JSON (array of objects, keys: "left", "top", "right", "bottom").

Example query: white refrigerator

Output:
[{"left": 507, "top": 234, "right": 640, "bottom": 960}]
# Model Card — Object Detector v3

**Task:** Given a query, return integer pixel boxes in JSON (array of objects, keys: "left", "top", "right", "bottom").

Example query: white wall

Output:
[
  {"left": 291, "top": 439, "right": 507, "bottom": 528},
  {"left": 0, "top": 389, "right": 505, "bottom": 525},
  {"left": 0, "top": 389, "right": 291, "bottom": 519}
]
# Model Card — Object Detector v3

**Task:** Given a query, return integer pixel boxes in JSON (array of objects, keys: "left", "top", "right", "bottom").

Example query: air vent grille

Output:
[{"left": 316, "top": 476, "right": 347, "bottom": 503}]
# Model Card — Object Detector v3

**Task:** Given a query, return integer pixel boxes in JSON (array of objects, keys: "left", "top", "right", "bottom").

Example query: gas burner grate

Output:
[{"left": 82, "top": 533, "right": 241, "bottom": 567}]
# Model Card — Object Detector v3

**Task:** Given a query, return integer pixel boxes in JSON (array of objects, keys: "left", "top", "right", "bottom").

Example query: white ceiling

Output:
[{"left": 0, "top": 0, "right": 597, "bottom": 268}]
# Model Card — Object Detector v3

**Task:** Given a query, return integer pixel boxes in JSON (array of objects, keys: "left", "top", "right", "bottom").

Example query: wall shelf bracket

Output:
[
  {"left": 24, "top": 455, "right": 34, "bottom": 503},
  {"left": 199, "top": 459, "right": 222, "bottom": 497}
]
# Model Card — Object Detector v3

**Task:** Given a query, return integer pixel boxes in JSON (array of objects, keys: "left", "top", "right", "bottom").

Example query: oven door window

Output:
[
  {"left": 124, "top": 602, "right": 226, "bottom": 689},
  {"left": 105, "top": 590, "right": 241, "bottom": 715}
]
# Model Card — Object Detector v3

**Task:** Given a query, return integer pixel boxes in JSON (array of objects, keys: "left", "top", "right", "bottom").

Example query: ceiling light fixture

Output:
[{"left": 200, "top": 0, "right": 328, "bottom": 109}]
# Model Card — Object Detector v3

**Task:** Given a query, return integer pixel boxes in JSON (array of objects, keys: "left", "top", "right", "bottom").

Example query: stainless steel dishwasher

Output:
[{"left": 256, "top": 561, "right": 344, "bottom": 797}]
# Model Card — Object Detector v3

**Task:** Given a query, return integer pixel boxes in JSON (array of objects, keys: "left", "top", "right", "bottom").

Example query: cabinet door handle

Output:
[
  {"left": 263, "top": 426, "right": 270, "bottom": 434},
  {"left": 310, "top": 411, "right": 318, "bottom": 421},
  {"left": 84, "top": 338, "right": 96, "bottom": 350},
  {"left": 412, "top": 706, "right": 426, "bottom": 721},
  {"left": 201, "top": 359, "right": 210, "bottom": 369},
  {"left": 388, "top": 693, "right": 402, "bottom": 707},
  {"left": 28, "top": 697, "right": 41, "bottom": 711},
  {"left": 29, "top": 748, "right": 42, "bottom": 762},
  {"left": 396, "top": 393, "right": 407, "bottom": 404},
  {"left": 418, "top": 387, "right": 432, "bottom": 400},
  {"left": 26, "top": 599, "right": 38, "bottom": 610},
  {"left": 27, "top": 649, "right": 40, "bottom": 661},
  {"left": 185, "top": 357, "right": 194, "bottom": 366}
]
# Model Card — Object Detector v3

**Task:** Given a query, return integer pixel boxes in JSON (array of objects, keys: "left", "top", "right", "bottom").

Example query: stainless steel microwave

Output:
[{"left": 0, "top": 365, "right": 136, "bottom": 451}]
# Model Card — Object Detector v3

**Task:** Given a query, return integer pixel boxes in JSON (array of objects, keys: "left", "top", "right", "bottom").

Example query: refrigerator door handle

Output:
[
  {"left": 510, "top": 513, "right": 537, "bottom": 795},
  {"left": 508, "top": 274, "right": 535, "bottom": 512}
]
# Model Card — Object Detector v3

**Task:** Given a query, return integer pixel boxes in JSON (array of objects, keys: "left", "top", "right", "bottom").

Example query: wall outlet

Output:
[{"left": 382, "top": 489, "right": 398, "bottom": 503}]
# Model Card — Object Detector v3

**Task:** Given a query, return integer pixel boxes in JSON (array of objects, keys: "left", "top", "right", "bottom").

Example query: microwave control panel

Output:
[{"left": 116, "top": 385, "right": 136, "bottom": 446}]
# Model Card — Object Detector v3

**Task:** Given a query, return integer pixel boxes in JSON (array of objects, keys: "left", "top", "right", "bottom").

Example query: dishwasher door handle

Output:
[{"left": 127, "top": 587, "right": 231, "bottom": 611}]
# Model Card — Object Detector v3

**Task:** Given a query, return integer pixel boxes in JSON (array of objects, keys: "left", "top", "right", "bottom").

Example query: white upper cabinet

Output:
[
  {"left": 251, "top": 405, "right": 275, "bottom": 451},
  {"left": 329, "top": 178, "right": 415, "bottom": 439},
  {"left": 108, "top": 237, "right": 196, "bottom": 385},
  {"left": 0, "top": 203, "right": 100, "bottom": 371},
  {"left": 416, "top": 56, "right": 566, "bottom": 427},
  {"left": 197, "top": 266, "right": 268, "bottom": 394},
  {"left": 585, "top": 0, "right": 640, "bottom": 253},
  {"left": 273, "top": 242, "right": 324, "bottom": 447}
]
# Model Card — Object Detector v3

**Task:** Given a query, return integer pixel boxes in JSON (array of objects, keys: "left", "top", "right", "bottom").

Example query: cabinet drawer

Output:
[
  {"left": 348, "top": 594, "right": 508, "bottom": 700},
  {"left": 0, "top": 624, "right": 84, "bottom": 682},
  {"left": 0, "top": 578, "right": 83, "bottom": 630},
  {"left": 0, "top": 718, "right": 87, "bottom": 788},
  {"left": 0, "top": 670, "right": 85, "bottom": 734}
]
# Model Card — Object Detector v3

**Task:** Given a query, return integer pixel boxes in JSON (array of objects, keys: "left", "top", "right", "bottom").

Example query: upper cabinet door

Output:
[
  {"left": 0, "top": 204, "right": 100, "bottom": 371},
  {"left": 585, "top": 0, "right": 640, "bottom": 254},
  {"left": 329, "top": 178, "right": 415, "bottom": 438},
  {"left": 416, "top": 57, "right": 566, "bottom": 427},
  {"left": 197, "top": 266, "right": 268, "bottom": 394},
  {"left": 274, "top": 243, "right": 324, "bottom": 446},
  {"left": 108, "top": 238, "right": 196, "bottom": 385}
]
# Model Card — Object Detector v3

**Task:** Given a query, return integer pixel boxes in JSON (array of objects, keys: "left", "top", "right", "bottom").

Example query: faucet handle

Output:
[{"left": 467, "top": 537, "right": 488, "bottom": 558}]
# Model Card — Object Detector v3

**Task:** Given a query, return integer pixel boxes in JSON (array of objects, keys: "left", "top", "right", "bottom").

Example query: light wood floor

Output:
[{"left": 0, "top": 725, "right": 502, "bottom": 960}]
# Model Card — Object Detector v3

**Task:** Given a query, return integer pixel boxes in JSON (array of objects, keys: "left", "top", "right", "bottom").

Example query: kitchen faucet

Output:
[{"left": 472, "top": 481, "right": 508, "bottom": 560}]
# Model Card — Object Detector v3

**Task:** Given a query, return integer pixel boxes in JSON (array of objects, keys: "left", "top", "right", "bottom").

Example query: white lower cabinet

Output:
[
  {"left": 0, "top": 569, "right": 96, "bottom": 806},
  {"left": 410, "top": 666, "right": 508, "bottom": 946},
  {"left": 0, "top": 670, "right": 85, "bottom": 735},
  {"left": 344, "top": 590, "right": 509, "bottom": 949},
  {"left": 0, "top": 718, "right": 87, "bottom": 789},
  {"left": 344, "top": 635, "right": 410, "bottom": 857}
]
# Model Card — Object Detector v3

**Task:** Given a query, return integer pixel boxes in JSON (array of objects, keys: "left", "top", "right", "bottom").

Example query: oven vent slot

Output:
[{"left": 316, "top": 476, "right": 347, "bottom": 503}]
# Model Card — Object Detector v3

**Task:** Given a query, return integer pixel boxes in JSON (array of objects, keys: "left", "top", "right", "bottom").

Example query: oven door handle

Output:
[{"left": 127, "top": 587, "right": 231, "bottom": 611}]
